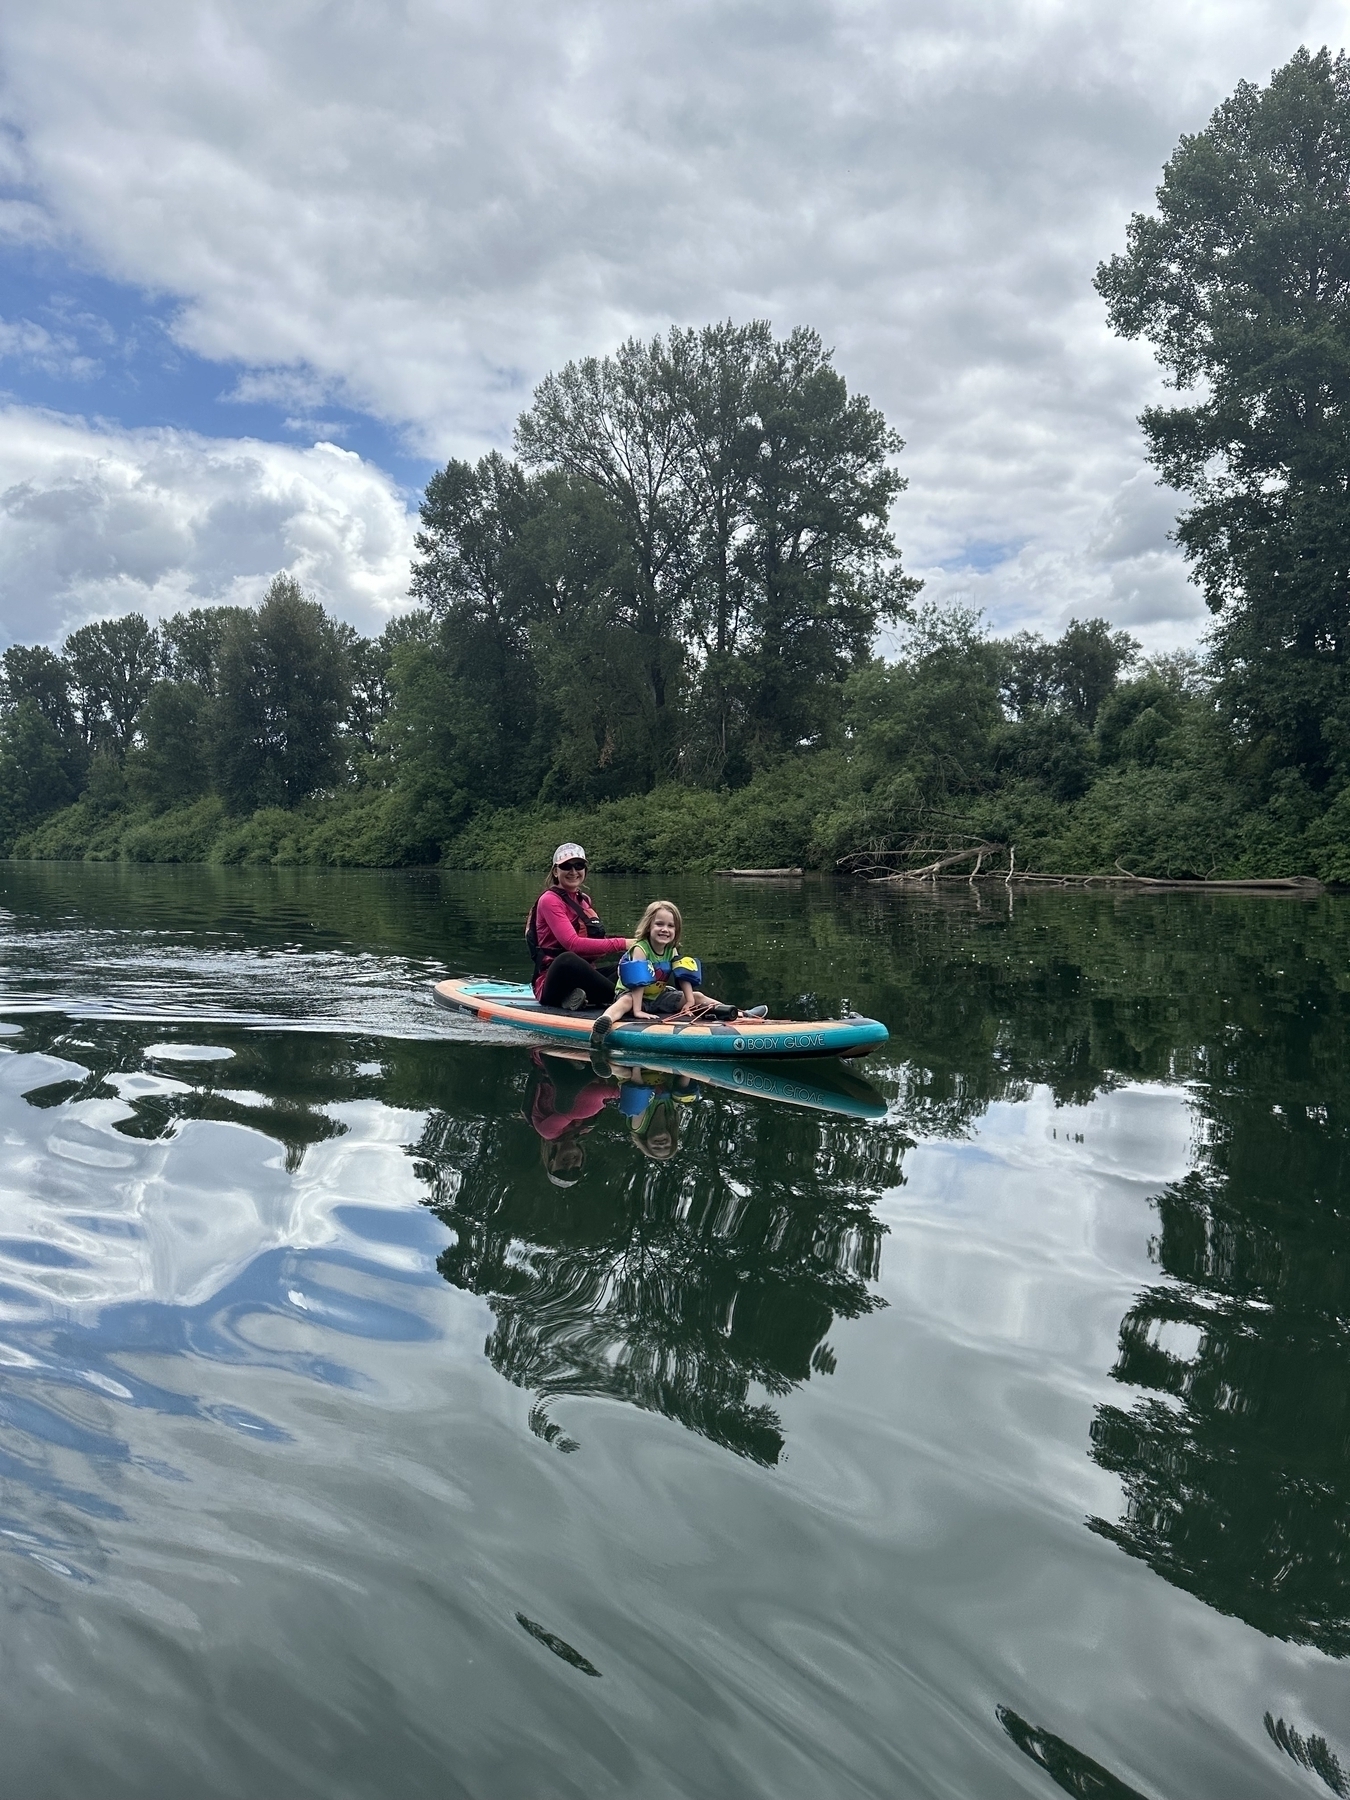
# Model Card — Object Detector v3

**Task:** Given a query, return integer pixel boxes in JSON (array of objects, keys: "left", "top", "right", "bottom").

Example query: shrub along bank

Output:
[{"left": 11, "top": 608, "right": 1349, "bottom": 882}]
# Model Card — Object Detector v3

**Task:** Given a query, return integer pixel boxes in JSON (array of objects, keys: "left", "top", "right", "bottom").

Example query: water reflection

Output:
[
  {"left": 1265, "top": 1715, "right": 1349, "bottom": 1796},
  {"left": 1088, "top": 1020, "right": 1350, "bottom": 1655},
  {"left": 3, "top": 865, "right": 1350, "bottom": 1795},
  {"left": 524, "top": 1047, "right": 888, "bottom": 1183},
  {"left": 413, "top": 1047, "right": 904, "bottom": 1463},
  {"left": 997, "top": 1706, "right": 1149, "bottom": 1800},
  {"left": 823, "top": 882, "right": 1350, "bottom": 1664},
  {"left": 529, "top": 1054, "right": 616, "bottom": 1185},
  {"left": 1, "top": 1010, "right": 903, "bottom": 1473}
]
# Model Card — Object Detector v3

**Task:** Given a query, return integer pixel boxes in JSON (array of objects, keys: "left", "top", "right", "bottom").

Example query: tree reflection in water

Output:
[
  {"left": 1086, "top": 929, "right": 1350, "bottom": 1657},
  {"left": 996, "top": 1706, "right": 1150, "bottom": 1800},
  {"left": 413, "top": 1053, "right": 905, "bottom": 1464},
  {"left": 12, "top": 865, "right": 1350, "bottom": 1665}
]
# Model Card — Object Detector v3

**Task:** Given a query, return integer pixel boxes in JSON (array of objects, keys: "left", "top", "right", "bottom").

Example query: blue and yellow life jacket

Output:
[{"left": 621, "top": 939, "right": 702, "bottom": 1001}]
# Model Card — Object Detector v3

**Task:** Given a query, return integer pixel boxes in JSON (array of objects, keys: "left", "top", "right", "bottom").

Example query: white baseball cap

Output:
[{"left": 552, "top": 842, "right": 586, "bottom": 865}]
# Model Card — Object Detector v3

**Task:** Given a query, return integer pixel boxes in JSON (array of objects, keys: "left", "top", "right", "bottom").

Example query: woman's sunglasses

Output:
[{"left": 558, "top": 859, "right": 587, "bottom": 872}]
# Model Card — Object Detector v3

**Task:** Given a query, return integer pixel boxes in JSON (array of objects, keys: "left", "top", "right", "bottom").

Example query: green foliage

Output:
[
  {"left": 161, "top": 606, "right": 248, "bottom": 692},
  {"left": 6, "top": 598, "right": 1343, "bottom": 879},
  {"left": 62, "top": 614, "right": 162, "bottom": 755},
  {"left": 1000, "top": 619, "right": 1139, "bottom": 727},
  {"left": 1097, "top": 46, "right": 1350, "bottom": 789},
  {"left": 0, "top": 574, "right": 393, "bottom": 855},
  {"left": 4, "top": 292, "right": 1349, "bottom": 881},
  {"left": 443, "top": 755, "right": 844, "bottom": 875},
  {"left": 515, "top": 320, "right": 916, "bottom": 782},
  {"left": 0, "top": 698, "right": 82, "bottom": 847},
  {"left": 993, "top": 713, "right": 1097, "bottom": 802},
  {"left": 212, "top": 576, "right": 349, "bottom": 809},
  {"left": 130, "top": 680, "right": 212, "bottom": 805},
  {"left": 1, "top": 644, "right": 81, "bottom": 738},
  {"left": 121, "top": 798, "right": 229, "bottom": 863}
]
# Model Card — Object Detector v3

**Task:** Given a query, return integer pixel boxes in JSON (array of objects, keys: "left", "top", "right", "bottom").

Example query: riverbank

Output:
[{"left": 9, "top": 741, "right": 1347, "bottom": 883}]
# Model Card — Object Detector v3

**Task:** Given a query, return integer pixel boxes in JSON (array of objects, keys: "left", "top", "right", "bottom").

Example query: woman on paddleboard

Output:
[{"left": 526, "top": 843, "right": 632, "bottom": 1011}]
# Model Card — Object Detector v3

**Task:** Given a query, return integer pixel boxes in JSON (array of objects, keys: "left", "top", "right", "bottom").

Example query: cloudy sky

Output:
[{"left": 0, "top": 0, "right": 1344, "bottom": 654}]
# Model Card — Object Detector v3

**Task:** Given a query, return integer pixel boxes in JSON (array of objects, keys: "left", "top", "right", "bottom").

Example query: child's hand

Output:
[{"left": 678, "top": 998, "right": 696, "bottom": 1016}]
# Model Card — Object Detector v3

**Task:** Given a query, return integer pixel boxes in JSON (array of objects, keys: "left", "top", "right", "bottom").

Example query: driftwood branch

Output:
[
  {"left": 871, "top": 842, "right": 1004, "bottom": 884},
  {"left": 839, "top": 838, "right": 1324, "bottom": 894}
]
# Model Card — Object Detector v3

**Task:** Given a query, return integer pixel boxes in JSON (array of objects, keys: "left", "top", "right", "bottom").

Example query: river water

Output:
[{"left": 0, "top": 862, "right": 1345, "bottom": 1799}]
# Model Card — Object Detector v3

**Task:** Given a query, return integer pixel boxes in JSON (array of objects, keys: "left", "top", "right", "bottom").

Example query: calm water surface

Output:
[{"left": 0, "top": 863, "right": 1346, "bottom": 1799}]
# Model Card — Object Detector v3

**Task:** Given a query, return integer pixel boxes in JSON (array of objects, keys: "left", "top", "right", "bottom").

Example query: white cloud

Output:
[
  {"left": 907, "top": 467, "right": 1210, "bottom": 654},
  {"left": 0, "top": 315, "right": 100, "bottom": 381},
  {"left": 0, "top": 409, "right": 417, "bottom": 648},
  {"left": 0, "top": 0, "right": 1343, "bottom": 647}
]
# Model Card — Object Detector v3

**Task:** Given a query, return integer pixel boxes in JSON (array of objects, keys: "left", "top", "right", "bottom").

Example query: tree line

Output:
[
  {"left": 3, "top": 47, "right": 1350, "bottom": 876},
  {"left": 0, "top": 580, "right": 384, "bottom": 842},
  {"left": 1, "top": 321, "right": 919, "bottom": 858}
]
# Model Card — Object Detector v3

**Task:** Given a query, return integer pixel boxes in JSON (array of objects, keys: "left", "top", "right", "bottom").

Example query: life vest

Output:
[
  {"left": 525, "top": 886, "right": 607, "bottom": 975},
  {"left": 620, "top": 943, "right": 702, "bottom": 1000}
]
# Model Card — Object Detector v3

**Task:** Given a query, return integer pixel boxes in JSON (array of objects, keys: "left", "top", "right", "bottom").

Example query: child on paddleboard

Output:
[{"left": 590, "top": 899, "right": 766, "bottom": 1046}]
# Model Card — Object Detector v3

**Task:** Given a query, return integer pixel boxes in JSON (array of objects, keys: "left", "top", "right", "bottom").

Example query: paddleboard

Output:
[{"left": 433, "top": 978, "right": 889, "bottom": 1060}]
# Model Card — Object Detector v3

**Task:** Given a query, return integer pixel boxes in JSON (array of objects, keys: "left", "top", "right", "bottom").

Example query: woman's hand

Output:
[{"left": 624, "top": 937, "right": 640, "bottom": 952}]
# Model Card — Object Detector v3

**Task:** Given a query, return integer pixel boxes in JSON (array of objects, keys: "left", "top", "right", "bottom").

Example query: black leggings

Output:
[{"left": 537, "top": 953, "right": 617, "bottom": 1011}]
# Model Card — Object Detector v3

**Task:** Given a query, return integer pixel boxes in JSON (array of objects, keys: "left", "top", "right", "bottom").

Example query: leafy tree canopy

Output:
[{"left": 1097, "top": 46, "right": 1350, "bottom": 785}]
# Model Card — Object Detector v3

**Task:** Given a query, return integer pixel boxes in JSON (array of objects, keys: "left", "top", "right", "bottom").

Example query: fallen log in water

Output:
[
  {"left": 714, "top": 867, "right": 805, "bottom": 878},
  {"left": 1106, "top": 873, "right": 1324, "bottom": 893},
  {"left": 866, "top": 843, "right": 1002, "bottom": 884},
  {"left": 840, "top": 840, "right": 1325, "bottom": 893},
  {"left": 993, "top": 873, "right": 1324, "bottom": 892}
]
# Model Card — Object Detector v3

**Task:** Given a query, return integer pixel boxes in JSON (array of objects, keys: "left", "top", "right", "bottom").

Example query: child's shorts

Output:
[{"left": 646, "top": 988, "right": 686, "bottom": 1015}]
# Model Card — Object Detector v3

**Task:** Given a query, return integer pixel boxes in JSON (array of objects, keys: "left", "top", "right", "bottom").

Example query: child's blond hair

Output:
[{"left": 633, "top": 898, "right": 682, "bottom": 945}]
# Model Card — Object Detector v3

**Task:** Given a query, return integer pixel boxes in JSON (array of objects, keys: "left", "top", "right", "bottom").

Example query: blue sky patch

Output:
[
  {"left": 955, "top": 539, "right": 1022, "bottom": 574},
  {"left": 0, "top": 239, "right": 436, "bottom": 493}
]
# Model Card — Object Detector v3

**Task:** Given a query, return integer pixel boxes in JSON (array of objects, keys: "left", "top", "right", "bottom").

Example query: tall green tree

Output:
[
  {"left": 516, "top": 321, "right": 915, "bottom": 782},
  {"left": 334, "top": 622, "right": 393, "bottom": 769},
  {"left": 62, "top": 614, "right": 162, "bottom": 756},
  {"left": 666, "top": 321, "right": 769, "bottom": 668},
  {"left": 1096, "top": 46, "right": 1350, "bottom": 786},
  {"left": 663, "top": 321, "right": 769, "bottom": 772},
  {"left": 132, "top": 680, "right": 213, "bottom": 805},
  {"left": 738, "top": 327, "right": 915, "bottom": 764},
  {"left": 1051, "top": 618, "right": 1140, "bottom": 728},
  {"left": 405, "top": 452, "right": 667, "bottom": 807},
  {"left": 406, "top": 452, "right": 544, "bottom": 807},
  {"left": 161, "top": 606, "right": 248, "bottom": 695},
  {"left": 0, "top": 701, "right": 82, "bottom": 845},
  {"left": 0, "top": 645, "right": 80, "bottom": 740},
  {"left": 516, "top": 337, "right": 693, "bottom": 766},
  {"left": 212, "top": 575, "right": 349, "bottom": 809},
  {"left": 516, "top": 470, "right": 658, "bottom": 803}
]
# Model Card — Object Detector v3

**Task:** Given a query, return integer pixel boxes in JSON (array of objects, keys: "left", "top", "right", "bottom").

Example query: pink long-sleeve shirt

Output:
[
  {"left": 532, "top": 889, "right": 628, "bottom": 995},
  {"left": 530, "top": 1078, "right": 616, "bottom": 1141}
]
